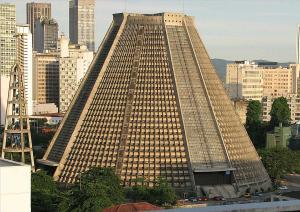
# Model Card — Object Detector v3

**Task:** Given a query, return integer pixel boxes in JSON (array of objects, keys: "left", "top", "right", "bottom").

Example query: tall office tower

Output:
[
  {"left": 34, "top": 17, "right": 59, "bottom": 53},
  {"left": 40, "top": 13, "right": 271, "bottom": 197},
  {"left": 59, "top": 38, "right": 93, "bottom": 113},
  {"left": 69, "top": 0, "right": 95, "bottom": 52},
  {"left": 16, "top": 25, "right": 33, "bottom": 116},
  {"left": 33, "top": 52, "right": 60, "bottom": 108},
  {"left": 0, "top": 4, "right": 16, "bottom": 126},
  {"left": 26, "top": 2, "right": 51, "bottom": 48}
]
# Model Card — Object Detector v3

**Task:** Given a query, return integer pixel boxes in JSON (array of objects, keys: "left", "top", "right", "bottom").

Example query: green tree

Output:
[
  {"left": 246, "top": 100, "right": 261, "bottom": 126},
  {"left": 150, "top": 178, "right": 178, "bottom": 206},
  {"left": 31, "top": 171, "right": 63, "bottom": 212},
  {"left": 60, "top": 168, "right": 125, "bottom": 212},
  {"left": 258, "top": 147, "right": 299, "bottom": 180},
  {"left": 269, "top": 97, "right": 291, "bottom": 128},
  {"left": 125, "top": 178, "right": 177, "bottom": 206},
  {"left": 245, "top": 100, "right": 267, "bottom": 148}
]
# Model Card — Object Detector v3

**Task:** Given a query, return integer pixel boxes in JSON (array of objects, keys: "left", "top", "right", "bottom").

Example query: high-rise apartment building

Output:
[
  {"left": 226, "top": 61, "right": 298, "bottom": 101},
  {"left": 33, "top": 52, "right": 59, "bottom": 108},
  {"left": 40, "top": 13, "right": 271, "bottom": 197},
  {"left": 34, "top": 17, "right": 58, "bottom": 53},
  {"left": 226, "top": 61, "right": 263, "bottom": 101},
  {"left": 69, "top": 0, "right": 95, "bottom": 51},
  {"left": 0, "top": 4, "right": 16, "bottom": 125},
  {"left": 16, "top": 25, "right": 33, "bottom": 115},
  {"left": 26, "top": 2, "right": 51, "bottom": 49},
  {"left": 0, "top": 4, "right": 16, "bottom": 76},
  {"left": 59, "top": 36, "right": 93, "bottom": 113}
]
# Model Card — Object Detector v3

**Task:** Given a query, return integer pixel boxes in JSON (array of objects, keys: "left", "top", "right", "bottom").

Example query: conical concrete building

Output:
[{"left": 39, "top": 13, "right": 271, "bottom": 196}]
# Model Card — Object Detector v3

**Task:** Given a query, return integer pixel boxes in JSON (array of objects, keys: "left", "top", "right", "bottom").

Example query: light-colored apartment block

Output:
[
  {"left": 226, "top": 61, "right": 263, "bottom": 101},
  {"left": 0, "top": 4, "right": 16, "bottom": 125},
  {"left": 59, "top": 36, "right": 93, "bottom": 113},
  {"left": 226, "top": 61, "right": 299, "bottom": 101},
  {"left": 16, "top": 24, "right": 33, "bottom": 115}
]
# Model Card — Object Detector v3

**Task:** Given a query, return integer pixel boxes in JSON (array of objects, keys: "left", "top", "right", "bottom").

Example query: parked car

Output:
[
  {"left": 188, "top": 197, "right": 198, "bottom": 202},
  {"left": 278, "top": 186, "right": 288, "bottom": 190},
  {"left": 212, "top": 196, "right": 225, "bottom": 201},
  {"left": 197, "top": 196, "right": 208, "bottom": 201}
]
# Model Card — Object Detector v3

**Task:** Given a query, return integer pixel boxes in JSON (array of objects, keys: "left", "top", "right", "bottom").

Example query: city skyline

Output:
[{"left": 2, "top": 0, "right": 300, "bottom": 62}]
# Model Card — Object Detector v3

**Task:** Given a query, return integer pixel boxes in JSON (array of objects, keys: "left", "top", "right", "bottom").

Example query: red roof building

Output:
[{"left": 103, "top": 202, "right": 162, "bottom": 212}]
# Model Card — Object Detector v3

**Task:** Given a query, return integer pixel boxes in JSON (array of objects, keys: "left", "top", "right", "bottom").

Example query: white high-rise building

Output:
[
  {"left": 16, "top": 25, "right": 33, "bottom": 115},
  {"left": 59, "top": 35, "right": 93, "bottom": 112},
  {"left": 0, "top": 4, "right": 16, "bottom": 125}
]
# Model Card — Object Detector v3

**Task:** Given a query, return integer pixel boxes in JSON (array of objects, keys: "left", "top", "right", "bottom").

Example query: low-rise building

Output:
[{"left": 266, "top": 123, "right": 291, "bottom": 148}]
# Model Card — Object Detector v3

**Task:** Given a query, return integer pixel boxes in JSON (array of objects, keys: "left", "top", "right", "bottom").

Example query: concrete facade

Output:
[
  {"left": 0, "top": 159, "right": 31, "bottom": 212},
  {"left": 59, "top": 40, "right": 93, "bottom": 113},
  {"left": 266, "top": 124, "right": 291, "bottom": 148},
  {"left": 40, "top": 13, "right": 271, "bottom": 197},
  {"left": 16, "top": 24, "right": 33, "bottom": 115},
  {"left": 0, "top": 4, "right": 16, "bottom": 126},
  {"left": 226, "top": 61, "right": 298, "bottom": 101},
  {"left": 69, "top": 0, "right": 95, "bottom": 51}
]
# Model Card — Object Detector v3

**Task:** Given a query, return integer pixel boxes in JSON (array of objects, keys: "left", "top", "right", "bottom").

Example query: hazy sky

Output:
[{"left": 2, "top": 0, "right": 300, "bottom": 62}]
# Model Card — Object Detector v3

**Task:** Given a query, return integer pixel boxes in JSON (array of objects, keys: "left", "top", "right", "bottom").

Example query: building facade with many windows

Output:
[
  {"left": 59, "top": 39, "right": 93, "bottom": 113},
  {"left": 69, "top": 0, "right": 95, "bottom": 51},
  {"left": 33, "top": 52, "right": 59, "bottom": 109}
]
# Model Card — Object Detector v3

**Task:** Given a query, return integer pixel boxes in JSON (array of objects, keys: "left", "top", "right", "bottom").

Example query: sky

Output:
[{"left": 2, "top": 0, "right": 300, "bottom": 62}]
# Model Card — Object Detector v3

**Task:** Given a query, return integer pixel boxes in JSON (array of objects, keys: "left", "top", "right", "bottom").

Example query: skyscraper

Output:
[
  {"left": 69, "top": 0, "right": 95, "bottom": 52},
  {"left": 16, "top": 24, "right": 33, "bottom": 115},
  {"left": 0, "top": 3, "right": 16, "bottom": 125},
  {"left": 34, "top": 17, "right": 59, "bottom": 53},
  {"left": 40, "top": 13, "right": 271, "bottom": 197},
  {"left": 26, "top": 2, "right": 51, "bottom": 49},
  {"left": 0, "top": 4, "right": 16, "bottom": 76}
]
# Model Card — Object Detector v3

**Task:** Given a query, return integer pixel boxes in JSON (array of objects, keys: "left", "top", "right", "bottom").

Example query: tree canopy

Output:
[
  {"left": 245, "top": 100, "right": 266, "bottom": 148},
  {"left": 258, "top": 148, "right": 300, "bottom": 180},
  {"left": 125, "top": 178, "right": 177, "bottom": 206},
  {"left": 60, "top": 168, "right": 125, "bottom": 212},
  {"left": 31, "top": 170, "right": 63, "bottom": 212},
  {"left": 269, "top": 97, "right": 291, "bottom": 128},
  {"left": 246, "top": 100, "right": 261, "bottom": 126}
]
